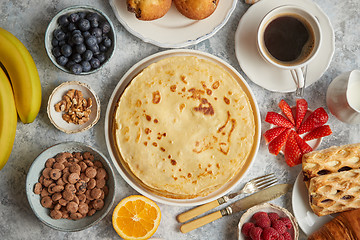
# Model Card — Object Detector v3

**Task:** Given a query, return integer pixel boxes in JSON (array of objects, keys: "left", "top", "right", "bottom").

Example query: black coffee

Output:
[{"left": 263, "top": 15, "right": 314, "bottom": 63}]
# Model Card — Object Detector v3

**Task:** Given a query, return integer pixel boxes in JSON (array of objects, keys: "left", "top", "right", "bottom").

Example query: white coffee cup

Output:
[{"left": 257, "top": 5, "right": 322, "bottom": 96}]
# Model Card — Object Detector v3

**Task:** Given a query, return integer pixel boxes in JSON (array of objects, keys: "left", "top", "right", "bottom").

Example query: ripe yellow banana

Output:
[
  {"left": 0, "top": 67, "right": 17, "bottom": 170},
  {"left": 0, "top": 27, "right": 41, "bottom": 123}
]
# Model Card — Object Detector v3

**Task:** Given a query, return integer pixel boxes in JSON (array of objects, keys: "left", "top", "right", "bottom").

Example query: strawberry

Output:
[
  {"left": 297, "top": 107, "right": 329, "bottom": 134},
  {"left": 268, "top": 129, "right": 291, "bottom": 155},
  {"left": 263, "top": 127, "right": 287, "bottom": 144},
  {"left": 265, "top": 112, "right": 294, "bottom": 128},
  {"left": 303, "top": 125, "right": 332, "bottom": 141},
  {"left": 279, "top": 99, "right": 295, "bottom": 125},
  {"left": 293, "top": 132, "right": 313, "bottom": 154},
  {"left": 295, "top": 99, "right": 308, "bottom": 129},
  {"left": 284, "top": 131, "right": 302, "bottom": 167}
]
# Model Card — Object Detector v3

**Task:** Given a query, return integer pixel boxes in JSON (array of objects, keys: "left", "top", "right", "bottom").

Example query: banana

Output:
[
  {"left": 0, "top": 67, "right": 17, "bottom": 170},
  {"left": 0, "top": 27, "right": 41, "bottom": 123}
]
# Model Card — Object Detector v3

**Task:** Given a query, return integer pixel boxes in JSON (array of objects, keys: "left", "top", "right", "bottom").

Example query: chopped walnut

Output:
[{"left": 55, "top": 89, "right": 92, "bottom": 125}]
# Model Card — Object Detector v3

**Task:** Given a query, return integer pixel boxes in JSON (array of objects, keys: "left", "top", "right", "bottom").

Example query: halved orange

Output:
[{"left": 112, "top": 195, "right": 161, "bottom": 240}]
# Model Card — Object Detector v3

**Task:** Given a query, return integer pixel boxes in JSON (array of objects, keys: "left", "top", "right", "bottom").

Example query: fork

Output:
[{"left": 176, "top": 173, "right": 277, "bottom": 223}]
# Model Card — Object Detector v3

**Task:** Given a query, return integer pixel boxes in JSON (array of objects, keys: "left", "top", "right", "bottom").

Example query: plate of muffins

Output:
[{"left": 109, "top": 0, "right": 237, "bottom": 48}]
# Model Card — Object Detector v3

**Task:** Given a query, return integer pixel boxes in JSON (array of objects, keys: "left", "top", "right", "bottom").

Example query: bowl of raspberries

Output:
[
  {"left": 238, "top": 203, "right": 299, "bottom": 240},
  {"left": 45, "top": 5, "right": 116, "bottom": 75}
]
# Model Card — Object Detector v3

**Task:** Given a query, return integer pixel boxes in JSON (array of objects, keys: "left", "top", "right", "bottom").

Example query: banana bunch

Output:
[{"left": 0, "top": 27, "right": 42, "bottom": 170}]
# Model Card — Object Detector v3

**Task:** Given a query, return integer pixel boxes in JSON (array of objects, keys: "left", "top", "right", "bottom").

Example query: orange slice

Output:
[{"left": 112, "top": 195, "right": 161, "bottom": 240}]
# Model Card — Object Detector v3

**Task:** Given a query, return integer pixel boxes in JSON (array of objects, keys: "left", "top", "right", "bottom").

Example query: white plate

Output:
[
  {"left": 109, "top": 0, "right": 236, "bottom": 48},
  {"left": 104, "top": 49, "right": 261, "bottom": 206},
  {"left": 235, "top": 0, "right": 335, "bottom": 92},
  {"left": 47, "top": 81, "right": 100, "bottom": 134},
  {"left": 292, "top": 171, "right": 333, "bottom": 236}
]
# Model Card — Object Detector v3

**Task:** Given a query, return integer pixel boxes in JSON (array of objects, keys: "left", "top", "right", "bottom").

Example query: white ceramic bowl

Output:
[
  {"left": 104, "top": 49, "right": 261, "bottom": 206},
  {"left": 25, "top": 142, "right": 116, "bottom": 231},
  {"left": 45, "top": 5, "right": 116, "bottom": 75},
  {"left": 47, "top": 81, "right": 100, "bottom": 134},
  {"left": 238, "top": 203, "right": 299, "bottom": 240}
]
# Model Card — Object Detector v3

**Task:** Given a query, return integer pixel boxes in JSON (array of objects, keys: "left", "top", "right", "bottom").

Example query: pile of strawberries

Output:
[
  {"left": 241, "top": 211, "right": 294, "bottom": 240},
  {"left": 264, "top": 99, "right": 332, "bottom": 167}
]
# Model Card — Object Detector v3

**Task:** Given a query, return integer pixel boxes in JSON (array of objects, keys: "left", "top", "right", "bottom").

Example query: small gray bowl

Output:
[
  {"left": 45, "top": 5, "right": 116, "bottom": 75},
  {"left": 26, "top": 142, "right": 115, "bottom": 231}
]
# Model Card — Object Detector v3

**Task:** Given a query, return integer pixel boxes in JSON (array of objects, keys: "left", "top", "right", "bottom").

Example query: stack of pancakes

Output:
[{"left": 113, "top": 56, "right": 256, "bottom": 199}]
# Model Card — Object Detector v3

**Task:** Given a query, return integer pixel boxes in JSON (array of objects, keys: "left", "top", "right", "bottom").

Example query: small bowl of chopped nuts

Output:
[
  {"left": 26, "top": 141, "right": 116, "bottom": 231},
  {"left": 47, "top": 81, "right": 100, "bottom": 133}
]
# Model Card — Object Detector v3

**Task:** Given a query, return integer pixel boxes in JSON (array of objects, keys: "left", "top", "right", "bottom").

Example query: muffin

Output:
[
  {"left": 174, "top": 0, "right": 219, "bottom": 20},
  {"left": 127, "top": 0, "right": 172, "bottom": 21}
]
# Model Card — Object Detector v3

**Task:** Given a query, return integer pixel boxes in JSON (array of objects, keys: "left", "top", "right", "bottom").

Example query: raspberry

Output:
[
  {"left": 241, "top": 222, "right": 255, "bottom": 237},
  {"left": 282, "top": 232, "right": 292, "bottom": 240},
  {"left": 249, "top": 227, "right": 263, "bottom": 240},
  {"left": 280, "top": 217, "right": 293, "bottom": 229},
  {"left": 252, "top": 211, "right": 268, "bottom": 221},
  {"left": 278, "top": 235, "right": 285, "bottom": 240},
  {"left": 268, "top": 212, "right": 279, "bottom": 223},
  {"left": 272, "top": 220, "right": 287, "bottom": 234},
  {"left": 254, "top": 214, "right": 271, "bottom": 228},
  {"left": 261, "top": 227, "right": 280, "bottom": 240}
]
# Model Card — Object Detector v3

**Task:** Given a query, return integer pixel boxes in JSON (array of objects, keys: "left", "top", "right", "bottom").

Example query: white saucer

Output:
[
  {"left": 109, "top": 0, "right": 236, "bottom": 48},
  {"left": 292, "top": 171, "right": 333, "bottom": 236},
  {"left": 235, "top": 0, "right": 335, "bottom": 92}
]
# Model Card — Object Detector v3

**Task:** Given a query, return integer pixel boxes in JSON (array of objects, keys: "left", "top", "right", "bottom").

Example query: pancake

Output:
[{"left": 113, "top": 56, "right": 255, "bottom": 199}]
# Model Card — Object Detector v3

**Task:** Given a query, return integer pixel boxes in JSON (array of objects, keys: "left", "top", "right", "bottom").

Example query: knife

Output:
[{"left": 180, "top": 183, "right": 292, "bottom": 233}]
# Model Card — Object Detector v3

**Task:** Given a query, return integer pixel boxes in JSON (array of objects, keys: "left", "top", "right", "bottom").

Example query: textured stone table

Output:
[{"left": 0, "top": 0, "right": 359, "bottom": 239}]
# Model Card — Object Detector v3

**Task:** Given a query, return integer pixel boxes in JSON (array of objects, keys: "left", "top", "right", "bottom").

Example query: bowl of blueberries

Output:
[{"left": 45, "top": 5, "right": 116, "bottom": 75}]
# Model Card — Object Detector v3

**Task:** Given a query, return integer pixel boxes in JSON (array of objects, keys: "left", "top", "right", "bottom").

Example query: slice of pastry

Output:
[
  {"left": 302, "top": 143, "right": 360, "bottom": 188},
  {"left": 127, "top": 0, "right": 172, "bottom": 21},
  {"left": 174, "top": 0, "right": 219, "bottom": 20},
  {"left": 308, "top": 169, "right": 360, "bottom": 216}
]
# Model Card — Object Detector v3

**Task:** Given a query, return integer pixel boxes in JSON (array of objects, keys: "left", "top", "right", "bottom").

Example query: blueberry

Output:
[
  {"left": 71, "top": 64, "right": 82, "bottom": 74},
  {"left": 86, "top": 12, "right": 100, "bottom": 21},
  {"left": 91, "top": 28, "right": 102, "bottom": 38},
  {"left": 85, "top": 36, "right": 97, "bottom": 47},
  {"left": 65, "top": 60, "right": 76, "bottom": 69},
  {"left": 78, "top": 18, "right": 90, "bottom": 32},
  {"left": 72, "top": 53, "right": 82, "bottom": 63},
  {"left": 99, "top": 44, "right": 107, "bottom": 52},
  {"left": 82, "top": 50, "right": 93, "bottom": 61},
  {"left": 90, "top": 19, "right": 99, "bottom": 28},
  {"left": 51, "top": 38, "right": 59, "bottom": 47},
  {"left": 83, "top": 31, "right": 90, "bottom": 38},
  {"left": 88, "top": 44, "right": 100, "bottom": 55},
  {"left": 100, "top": 22, "right": 111, "bottom": 34},
  {"left": 90, "top": 58, "right": 101, "bottom": 69},
  {"left": 52, "top": 47, "right": 61, "bottom": 58},
  {"left": 58, "top": 15, "right": 69, "bottom": 27},
  {"left": 69, "top": 13, "right": 80, "bottom": 23},
  {"left": 72, "top": 34, "right": 84, "bottom": 45},
  {"left": 76, "top": 43, "right": 86, "bottom": 54},
  {"left": 68, "top": 22, "right": 77, "bottom": 32},
  {"left": 102, "top": 37, "right": 112, "bottom": 48},
  {"left": 61, "top": 44, "right": 72, "bottom": 57},
  {"left": 72, "top": 29, "right": 82, "bottom": 36},
  {"left": 78, "top": 12, "right": 87, "bottom": 19},
  {"left": 96, "top": 53, "right": 106, "bottom": 63},
  {"left": 56, "top": 56, "right": 68, "bottom": 66},
  {"left": 53, "top": 29, "right": 65, "bottom": 41},
  {"left": 96, "top": 36, "right": 102, "bottom": 44},
  {"left": 58, "top": 40, "right": 66, "bottom": 47},
  {"left": 81, "top": 61, "right": 91, "bottom": 72}
]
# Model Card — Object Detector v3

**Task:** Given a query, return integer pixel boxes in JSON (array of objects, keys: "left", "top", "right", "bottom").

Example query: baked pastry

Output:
[
  {"left": 174, "top": 0, "right": 219, "bottom": 20},
  {"left": 302, "top": 143, "right": 360, "bottom": 188},
  {"left": 127, "top": 0, "right": 172, "bottom": 21},
  {"left": 113, "top": 56, "right": 256, "bottom": 199},
  {"left": 308, "top": 208, "right": 360, "bottom": 240},
  {"left": 308, "top": 169, "right": 360, "bottom": 216}
]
